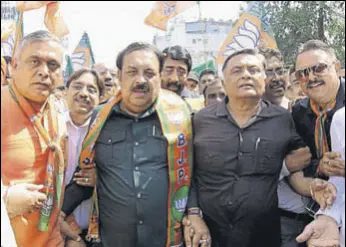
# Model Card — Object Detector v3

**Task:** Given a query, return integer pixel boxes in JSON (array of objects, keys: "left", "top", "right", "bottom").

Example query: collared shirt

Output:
[
  {"left": 1, "top": 87, "right": 66, "bottom": 247},
  {"left": 62, "top": 102, "right": 169, "bottom": 247},
  {"left": 64, "top": 112, "right": 92, "bottom": 230},
  {"left": 189, "top": 98, "right": 305, "bottom": 247},
  {"left": 292, "top": 79, "right": 345, "bottom": 177}
]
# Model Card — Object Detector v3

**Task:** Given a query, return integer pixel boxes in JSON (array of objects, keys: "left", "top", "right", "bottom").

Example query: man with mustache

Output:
[
  {"left": 93, "top": 63, "right": 119, "bottom": 104},
  {"left": 59, "top": 68, "right": 104, "bottom": 247},
  {"left": 289, "top": 40, "right": 345, "bottom": 220},
  {"left": 61, "top": 42, "right": 197, "bottom": 247},
  {"left": 259, "top": 48, "right": 315, "bottom": 247},
  {"left": 184, "top": 48, "right": 308, "bottom": 247},
  {"left": 161, "top": 46, "right": 204, "bottom": 112},
  {"left": 1, "top": 30, "right": 67, "bottom": 247}
]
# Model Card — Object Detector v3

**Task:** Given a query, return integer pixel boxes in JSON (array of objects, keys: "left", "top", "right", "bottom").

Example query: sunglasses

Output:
[
  {"left": 295, "top": 63, "right": 331, "bottom": 82},
  {"left": 265, "top": 68, "right": 287, "bottom": 78}
]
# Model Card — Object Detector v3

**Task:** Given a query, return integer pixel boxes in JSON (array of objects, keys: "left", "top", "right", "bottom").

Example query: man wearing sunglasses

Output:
[{"left": 290, "top": 40, "right": 345, "bottom": 223}]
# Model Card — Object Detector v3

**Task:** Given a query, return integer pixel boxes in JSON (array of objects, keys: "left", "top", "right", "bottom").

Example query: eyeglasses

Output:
[
  {"left": 265, "top": 67, "right": 287, "bottom": 78},
  {"left": 295, "top": 63, "right": 331, "bottom": 82}
]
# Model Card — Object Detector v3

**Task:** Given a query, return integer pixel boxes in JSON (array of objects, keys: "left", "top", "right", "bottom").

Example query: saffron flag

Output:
[
  {"left": 1, "top": 1, "right": 23, "bottom": 57},
  {"left": 145, "top": 1, "right": 196, "bottom": 31},
  {"left": 71, "top": 32, "right": 95, "bottom": 71},
  {"left": 216, "top": 1, "right": 278, "bottom": 65},
  {"left": 16, "top": 1, "right": 69, "bottom": 38}
]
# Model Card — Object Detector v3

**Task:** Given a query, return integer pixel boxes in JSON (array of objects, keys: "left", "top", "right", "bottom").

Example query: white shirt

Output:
[
  {"left": 317, "top": 107, "right": 345, "bottom": 247},
  {"left": 1, "top": 179, "right": 17, "bottom": 247},
  {"left": 65, "top": 112, "right": 92, "bottom": 230},
  {"left": 278, "top": 162, "right": 308, "bottom": 214}
]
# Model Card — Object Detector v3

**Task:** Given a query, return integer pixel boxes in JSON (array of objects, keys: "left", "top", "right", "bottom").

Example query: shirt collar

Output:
[
  {"left": 112, "top": 101, "right": 157, "bottom": 119},
  {"left": 65, "top": 111, "right": 91, "bottom": 129}
]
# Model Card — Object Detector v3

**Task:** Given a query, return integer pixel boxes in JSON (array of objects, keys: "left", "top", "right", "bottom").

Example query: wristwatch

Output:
[{"left": 187, "top": 207, "right": 203, "bottom": 217}]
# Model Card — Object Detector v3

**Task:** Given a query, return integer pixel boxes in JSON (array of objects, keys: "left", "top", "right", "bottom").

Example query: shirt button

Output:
[
  {"left": 135, "top": 118, "right": 139, "bottom": 123},
  {"left": 238, "top": 152, "right": 243, "bottom": 157},
  {"left": 108, "top": 139, "right": 112, "bottom": 143},
  {"left": 139, "top": 220, "right": 143, "bottom": 225},
  {"left": 135, "top": 167, "right": 139, "bottom": 171},
  {"left": 137, "top": 193, "right": 142, "bottom": 198},
  {"left": 135, "top": 142, "right": 139, "bottom": 146},
  {"left": 229, "top": 201, "right": 233, "bottom": 205}
]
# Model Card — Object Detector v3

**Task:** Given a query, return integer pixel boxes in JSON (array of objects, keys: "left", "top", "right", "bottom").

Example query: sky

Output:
[{"left": 22, "top": 1, "right": 246, "bottom": 67}]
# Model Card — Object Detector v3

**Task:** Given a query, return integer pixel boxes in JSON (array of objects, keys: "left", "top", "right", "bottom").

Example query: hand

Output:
[
  {"left": 319, "top": 152, "right": 345, "bottom": 177},
  {"left": 66, "top": 239, "right": 87, "bottom": 247},
  {"left": 73, "top": 167, "right": 96, "bottom": 187},
  {"left": 296, "top": 215, "right": 340, "bottom": 247},
  {"left": 59, "top": 212, "right": 82, "bottom": 241},
  {"left": 310, "top": 179, "right": 337, "bottom": 210},
  {"left": 5, "top": 183, "right": 47, "bottom": 218},
  {"left": 285, "top": 147, "right": 312, "bottom": 172},
  {"left": 183, "top": 215, "right": 211, "bottom": 247}
]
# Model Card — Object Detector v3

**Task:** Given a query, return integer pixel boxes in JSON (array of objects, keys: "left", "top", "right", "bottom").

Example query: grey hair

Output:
[
  {"left": 298, "top": 40, "right": 337, "bottom": 61},
  {"left": 15, "top": 30, "right": 63, "bottom": 59}
]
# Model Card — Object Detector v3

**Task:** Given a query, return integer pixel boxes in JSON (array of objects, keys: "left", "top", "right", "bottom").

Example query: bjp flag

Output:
[
  {"left": 216, "top": 1, "right": 278, "bottom": 65},
  {"left": 145, "top": 1, "right": 196, "bottom": 31},
  {"left": 71, "top": 32, "right": 95, "bottom": 71},
  {"left": 16, "top": 1, "right": 69, "bottom": 38}
]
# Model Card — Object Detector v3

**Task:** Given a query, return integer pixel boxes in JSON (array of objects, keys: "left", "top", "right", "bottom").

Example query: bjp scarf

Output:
[
  {"left": 80, "top": 89, "right": 193, "bottom": 247},
  {"left": 310, "top": 99, "right": 336, "bottom": 166},
  {"left": 8, "top": 82, "right": 65, "bottom": 232}
]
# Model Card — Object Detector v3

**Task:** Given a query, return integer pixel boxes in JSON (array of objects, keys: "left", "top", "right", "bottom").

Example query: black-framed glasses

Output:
[
  {"left": 295, "top": 63, "right": 331, "bottom": 82},
  {"left": 265, "top": 67, "right": 287, "bottom": 78}
]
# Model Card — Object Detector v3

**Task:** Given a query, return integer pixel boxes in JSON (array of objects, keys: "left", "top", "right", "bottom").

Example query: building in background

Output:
[{"left": 153, "top": 18, "right": 233, "bottom": 76}]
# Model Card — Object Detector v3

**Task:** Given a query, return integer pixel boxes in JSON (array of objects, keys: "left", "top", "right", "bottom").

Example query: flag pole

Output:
[
  {"left": 197, "top": 1, "right": 208, "bottom": 70},
  {"left": 12, "top": 11, "right": 23, "bottom": 59}
]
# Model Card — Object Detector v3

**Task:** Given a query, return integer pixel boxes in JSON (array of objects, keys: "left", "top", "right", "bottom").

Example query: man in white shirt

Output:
[
  {"left": 297, "top": 107, "right": 345, "bottom": 247},
  {"left": 61, "top": 68, "right": 104, "bottom": 247}
]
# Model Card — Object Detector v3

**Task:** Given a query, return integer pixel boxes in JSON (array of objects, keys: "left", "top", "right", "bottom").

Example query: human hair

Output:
[
  {"left": 259, "top": 47, "right": 283, "bottom": 63},
  {"left": 203, "top": 78, "right": 224, "bottom": 99},
  {"left": 222, "top": 48, "right": 266, "bottom": 71},
  {"left": 15, "top": 30, "right": 62, "bottom": 59},
  {"left": 298, "top": 40, "right": 337, "bottom": 61},
  {"left": 3, "top": 56, "right": 12, "bottom": 65},
  {"left": 199, "top": 69, "right": 216, "bottom": 81},
  {"left": 116, "top": 42, "right": 164, "bottom": 72},
  {"left": 66, "top": 68, "right": 105, "bottom": 97},
  {"left": 162, "top": 45, "right": 192, "bottom": 73}
]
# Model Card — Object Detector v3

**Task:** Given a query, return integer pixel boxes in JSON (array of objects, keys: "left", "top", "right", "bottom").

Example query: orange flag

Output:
[
  {"left": 145, "top": 1, "right": 196, "bottom": 31},
  {"left": 216, "top": 1, "right": 278, "bottom": 65},
  {"left": 16, "top": 1, "right": 69, "bottom": 38}
]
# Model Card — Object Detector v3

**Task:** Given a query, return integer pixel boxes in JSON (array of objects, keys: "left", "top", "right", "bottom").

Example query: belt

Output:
[{"left": 279, "top": 209, "right": 312, "bottom": 222}]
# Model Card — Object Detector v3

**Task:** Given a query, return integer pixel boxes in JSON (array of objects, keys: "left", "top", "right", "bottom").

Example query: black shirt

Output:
[
  {"left": 292, "top": 79, "right": 345, "bottom": 177},
  {"left": 62, "top": 103, "right": 169, "bottom": 247},
  {"left": 189, "top": 99, "right": 305, "bottom": 247}
]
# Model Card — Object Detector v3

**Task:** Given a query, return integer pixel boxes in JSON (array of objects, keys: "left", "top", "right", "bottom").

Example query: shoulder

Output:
[
  {"left": 194, "top": 102, "right": 218, "bottom": 123},
  {"left": 291, "top": 97, "right": 309, "bottom": 118}
]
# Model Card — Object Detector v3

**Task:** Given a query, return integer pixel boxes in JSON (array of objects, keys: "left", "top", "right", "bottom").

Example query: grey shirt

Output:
[{"left": 62, "top": 103, "right": 169, "bottom": 247}]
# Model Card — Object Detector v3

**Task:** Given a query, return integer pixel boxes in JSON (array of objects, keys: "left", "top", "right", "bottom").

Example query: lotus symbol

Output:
[{"left": 222, "top": 19, "right": 260, "bottom": 58}]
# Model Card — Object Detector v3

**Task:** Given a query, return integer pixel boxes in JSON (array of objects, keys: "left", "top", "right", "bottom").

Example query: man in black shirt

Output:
[{"left": 185, "top": 49, "right": 308, "bottom": 247}]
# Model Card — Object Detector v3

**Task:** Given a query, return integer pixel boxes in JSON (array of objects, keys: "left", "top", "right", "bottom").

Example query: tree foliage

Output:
[{"left": 262, "top": 1, "right": 345, "bottom": 66}]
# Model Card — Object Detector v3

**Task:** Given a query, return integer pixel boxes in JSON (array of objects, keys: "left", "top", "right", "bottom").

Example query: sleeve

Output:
[
  {"left": 61, "top": 179, "right": 94, "bottom": 216},
  {"left": 316, "top": 177, "right": 345, "bottom": 227},
  {"left": 287, "top": 113, "right": 307, "bottom": 154},
  {"left": 279, "top": 160, "right": 290, "bottom": 180},
  {"left": 331, "top": 109, "right": 345, "bottom": 158}
]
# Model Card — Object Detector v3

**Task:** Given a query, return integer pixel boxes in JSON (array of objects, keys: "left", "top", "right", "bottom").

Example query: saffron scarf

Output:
[
  {"left": 8, "top": 82, "right": 64, "bottom": 232},
  {"left": 80, "top": 89, "right": 193, "bottom": 247}
]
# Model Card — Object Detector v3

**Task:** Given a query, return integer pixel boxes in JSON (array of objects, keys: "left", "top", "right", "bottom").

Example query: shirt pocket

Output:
[
  {"left": 146, "top": 124, "right": 168, "bottom": 163},
  {"left": 255, "top": 138, "right": 282, "bottom": 175},
  {"left": 95, "top": 130, "right": 127, "bottom": 163}
]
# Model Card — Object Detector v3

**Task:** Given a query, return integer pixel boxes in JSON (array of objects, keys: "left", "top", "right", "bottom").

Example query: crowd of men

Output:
[{"left": 1, "top": 30, "right": 345, "bottom": 247}]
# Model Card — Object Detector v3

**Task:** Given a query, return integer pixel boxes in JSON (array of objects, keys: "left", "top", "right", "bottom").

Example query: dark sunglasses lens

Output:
[{"left": 312, "top": 63, "right": 328, "bottom": 74}]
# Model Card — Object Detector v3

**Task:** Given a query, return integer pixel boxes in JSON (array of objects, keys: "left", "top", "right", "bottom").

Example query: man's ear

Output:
[
  {"left": 334, "top": 60, "right": 341, "bottom": 76},
  {"left": 117, "top": 69, "right": 122, "bottom": 87}
]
